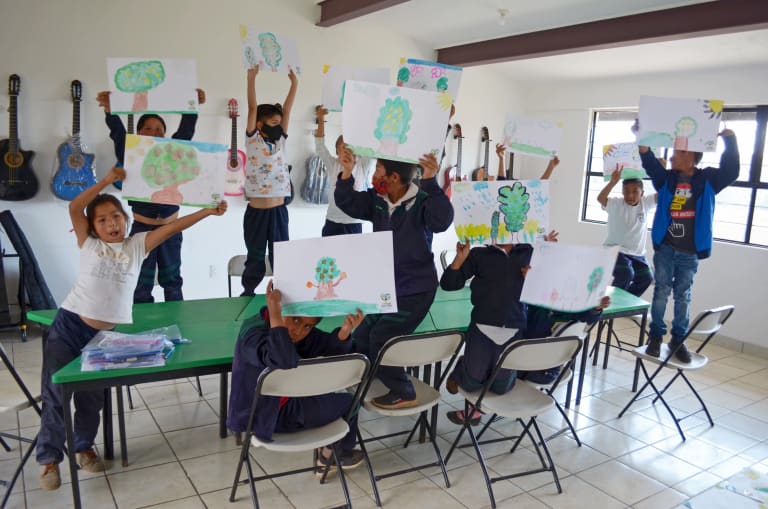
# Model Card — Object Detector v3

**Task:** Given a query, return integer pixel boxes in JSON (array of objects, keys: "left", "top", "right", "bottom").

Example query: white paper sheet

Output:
[
  {"left": 107, "top": 58, "right": 198, "bottom": 115},
  {"left": 602, "top": 142, "right": 648, "bottom": 180},
  {"left": 638, "top": 95, "right": 723, "bottom": 152},
  {"left": 322, "top": 64, "right": 389, "bottom": 112},
  {"left": 240, "top": 26, "right": 301, "bottom": 74},
  {"left": 501, "top": 113, "right": 563, "bottom": 159},
  {"left": 396, "top": 58, "right": 462, "bottom": 103}
]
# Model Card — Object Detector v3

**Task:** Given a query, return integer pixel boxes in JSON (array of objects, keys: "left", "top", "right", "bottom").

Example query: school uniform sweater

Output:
[
  {"left": 440, "top": 244, "right": 533, "bottom": 329},
  {"left": 335, "top": 176, "right": 454, "bottom": 297},
  {"left": 226, "top": 315, "right": 352, "bottom": 441}
]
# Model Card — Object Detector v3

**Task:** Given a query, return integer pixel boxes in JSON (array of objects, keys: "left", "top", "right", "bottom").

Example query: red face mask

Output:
[{"left": 372, "top": 177, "right": 388, "bottom": 195}]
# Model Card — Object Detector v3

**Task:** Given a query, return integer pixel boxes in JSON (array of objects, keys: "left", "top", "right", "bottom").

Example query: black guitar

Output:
[
  {"left": 112, "top": 113, "right": 133, "bottom": 190},
  {"left": 0, "top": 75, "right": 38, "bottom": 201},
  {"left": 471, "top": 126, "right": 490, "bottom": 181}
]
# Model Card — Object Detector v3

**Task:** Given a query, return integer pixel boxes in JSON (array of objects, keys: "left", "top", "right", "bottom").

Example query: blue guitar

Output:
[{"left": 52, "top": 80, "right": 96, "bottom": 200}]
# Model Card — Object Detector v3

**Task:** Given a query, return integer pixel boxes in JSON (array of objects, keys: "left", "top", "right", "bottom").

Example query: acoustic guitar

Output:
[
  {"left": 0, "top": 75, "right": 38, "bottom": 201},
  {"left": 225, "top": 99, "right": 246, "bottom": 196},
  {"left": 471, "top": 126, "right": 490, "bottom": 181},
  {"left": 442, "top": 123, "right": 464, "bottom": 197},
  {"left": 52, "top": 80, "right": 96, "bottom": 200}
]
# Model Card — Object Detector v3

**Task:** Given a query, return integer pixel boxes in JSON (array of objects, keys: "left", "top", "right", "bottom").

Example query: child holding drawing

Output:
[
  {"left": 335, "top": 154, "right": 453, "bottom": 409},
  {"left": 37, "top": 167, "right": 226, "bottom": 490},
  {"left": 96, "top": 88, "right": 206, "bottom": 303},
  {"left": 241, "top": 64, "right": 298, "bottom": 295},
  {"left": 493, "top": 143, "right": 560, "bottom": 181}
]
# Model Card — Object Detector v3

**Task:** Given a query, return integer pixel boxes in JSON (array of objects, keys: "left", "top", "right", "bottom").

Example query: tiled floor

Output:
[{"left": 2, "top": 318, "right": 768, "bottom": 508}]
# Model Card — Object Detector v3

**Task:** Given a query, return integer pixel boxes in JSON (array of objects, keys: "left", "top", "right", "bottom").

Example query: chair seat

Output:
[
  {"left": 0, "top": 369, "right": 41, "bottom": 414},
  {"left": 459, "top": 382, "right": 554, "bottom": 419},
  {"left": 362, "top": 375, "right": 440, "bottom": 416},
  {"left": 632, "top": 344, "right": 708, "bottom": 370},
  {"left": 524, "top": 368, "right": 573, "bottom": 390},
  {"left": 250, "top": 418, "right": 349, "bottom": 453}
]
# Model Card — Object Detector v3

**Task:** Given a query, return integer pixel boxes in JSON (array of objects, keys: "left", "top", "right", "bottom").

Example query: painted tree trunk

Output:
[
  {"left": 151, "top": 183, "right": 184, "bottom": 205},
  {"left": 314, "top": 281, "right": 339, "bottom": 300},
  {"left": 133, "top": 91, "right": 148, "bottom": 112}
]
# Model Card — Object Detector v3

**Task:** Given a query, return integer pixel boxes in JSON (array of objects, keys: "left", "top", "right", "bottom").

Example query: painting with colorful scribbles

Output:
[
  {"left": 501, "top": 113, "right": 563, "bottom": 159},
  {"left": 602, "top": 142, "right": 648, "bottom": 181},
  {"left": 321, "top": 64, "right": 389, "bottom": 112},
  {"left": 106, "top": 58, "right": 198, "bottom": 115},
  {"left": 396, "top": 58, "right": 462, "bottom": 106},
  {"left": 452, "top": 180, "right": 549, "bottom": 245},
  {"left": 239, "top": 25, "right": 301, "bottom": 74},
  {"left": 273, "top": 231, "right": 398, "bottom": 317},
  {"left": 341, "top": 80, "right": 452, "bottom": 164},
  {"left": 520, "top": 242, "right": 619, "bottom": 313},
  {"left": 638, "top": 95, "right": 722, "bottom": 152},
  {"left": 122, "top": 134, "right": 226, "bottom": 208}
]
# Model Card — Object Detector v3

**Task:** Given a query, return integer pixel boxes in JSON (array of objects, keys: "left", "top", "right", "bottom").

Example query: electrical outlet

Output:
[{"left": 209, "top": 265, "right": 217, "bottom": 278}]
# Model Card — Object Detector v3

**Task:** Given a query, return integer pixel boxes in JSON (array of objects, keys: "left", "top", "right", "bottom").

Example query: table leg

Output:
[
  {"left": 63, "top": 387, "right": 82, "bottom": 509},
  {"left": 116, "top": 386, "right": 128, "bottom": 467},
  {"left": 592, "top": 321, "right": 605, "bottom": 367},
  {"left": 575, "top": 331, "right": 590, "bottom": 406},
  {"left": 102, "top": 388, "right": 113, "bottom": 461},
  {"left": 219, "top": 372, "right": 228, "bottom": 439},
  {"left": 633, "top": 311, "right": 648, "bottom": 392},
  {"left": 419, "top": 364, "right": 432, "bottom": 443},
  {"left": 602, "top": 320, "right": 614, "bottom": 370}
]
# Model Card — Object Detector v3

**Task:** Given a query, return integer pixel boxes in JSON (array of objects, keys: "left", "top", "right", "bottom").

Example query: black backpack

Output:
[{"left": 300, "top": 154, "right": 330, "bottom": 204}]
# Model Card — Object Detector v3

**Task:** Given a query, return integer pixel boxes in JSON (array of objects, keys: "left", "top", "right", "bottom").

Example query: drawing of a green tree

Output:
[
  {"left": 397, "top": 66, "right": 410, "bottom": 86},
  {"left": 114, "top": 60, "right": 166, "bottom": 112},
  {"left": 436, "top": 76, "right": 449, "bottom": 92},
  {"left": 374, "top": 96, "right": 412, "bottom": 156},
  {"left": 587, "top": 266, "right": 604, "bottom": 297},
  {"left": 306, "top": 257, "right": 347, "bottom": 300},
  {"left": 258, "top": 32, "right": 282, "bottom": 71},
  {"left": 490, "top": 211, "right": 500, "bottom": 245},
  {"left": 141, "top": 142, "right": 201, "bottom": 205},
  {"left": 497, "top": 182, "right": 530, "bottom": 239}
]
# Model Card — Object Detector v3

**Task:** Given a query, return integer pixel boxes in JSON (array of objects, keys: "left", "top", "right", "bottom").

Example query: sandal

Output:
[{"left": 447, "top": 407, "right": 483, "bottom": 426}]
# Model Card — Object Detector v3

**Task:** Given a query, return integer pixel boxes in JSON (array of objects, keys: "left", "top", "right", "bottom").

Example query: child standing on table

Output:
[
  {"left": 241, "top": 64, "right": 298, "bottom": 296},
  {"left": 37, "top": 167, "right": 227, "bottom": 491},
  {"left": 227, "top": 281, "right": 366, "bottom": 472},
  {"left": 96, "top": 89, "right": 206, "bottom": 303},
  {"left": 597, "top": 170, "right": 657, "bottom": 297},
  {"left": 335, "top": 154, "right": 453, "bottom": 409},
  {"left": 314, "top": 105, "right": 375, "bottom": 236}
]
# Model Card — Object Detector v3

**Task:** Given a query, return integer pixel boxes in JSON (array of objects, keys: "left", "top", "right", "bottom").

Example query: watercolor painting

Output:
[
  {"left": 321, "top": 64, "right": 389, "bottom": 112},
  {"left": 602, "top": 142, "right": 648, "bottom": 180},
  {"left": 638, "top": 96, "right": 722, "bottom": 152},
  {"left": 239, "top": 25, "right": 301, "bottom": 74},
  {"left": 122, "top": 134, "right": 226, "bottom": 208},
  {"left": 520, "top": 242, "right": 619, "bottom": 313},
  {"left": 501, "top": 113, "right": 563, "bottom": 159},
  {"left": 273, "top": 231, "right": 397, "bottom": 317},
  {"left": 342, "top": 80, "right": 452, "bottom": 164},
  {"left": 452, "top": 180, "right": 549, "bottom": 245},
  {"left": 107, "top": 58, "right": 198, "bottom": 115},
  {"left": 396, "top": 58, "right": 462, "bottom": 107}
]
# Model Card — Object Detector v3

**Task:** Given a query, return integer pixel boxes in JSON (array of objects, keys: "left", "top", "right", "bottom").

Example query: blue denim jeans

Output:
[{"left": 649, "top": 243, "right": 699, "bottom": 342}]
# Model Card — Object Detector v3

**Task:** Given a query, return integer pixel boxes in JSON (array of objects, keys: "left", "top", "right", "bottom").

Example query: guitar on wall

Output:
[
  {"left": 225, "top": 98, "right": 246, "bottom": 196},
  {"left": 112, "top": 113, "right": 133, "bottom": 191},
  {"left": 52, "top": 80, "right": 96, "bottom": 200},
  {"left": 0, "top": 74, "right": 38, "bottom": 201},
  {"left": 471, "top": 126, "right": 490, "bottom": 181},
  {"left": 441, "top": 123, "right": 464, "bottom": 197}
]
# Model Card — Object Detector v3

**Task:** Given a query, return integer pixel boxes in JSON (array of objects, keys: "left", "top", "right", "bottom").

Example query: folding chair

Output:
[
  {"left": 444, "top": 336, "right": 582, "bottom": 509},
  {"left": 227, "top": 255, "right": 272, "bottom": 298},
  {"left": 229, "top": 354, "right": 370, "bottom": 509},
  {"left": 618, "top": 305, "right": 735, "bottom": 441},
  {"left": 0, "top": 344, "right": 42, "bottom": 507},
  {"left": 357, "top": 331, "right": 465, "bottom": 507},
  {"left": 439, "top": 250, "right": 455, "bottom": 271}
]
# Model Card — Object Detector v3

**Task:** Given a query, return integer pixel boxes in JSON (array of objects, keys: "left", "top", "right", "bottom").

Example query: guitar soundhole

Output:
[
  {"left": 67, "top": 154, "right": 84, "bottom": 169},
  {"left": 229, "top": 160, "right": 239, "bottom": 169},
  {"left": 4, "top": 153, "right": 23, "bottom": 169}
]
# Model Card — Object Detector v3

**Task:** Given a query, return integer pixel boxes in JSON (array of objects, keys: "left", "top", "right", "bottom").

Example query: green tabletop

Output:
[
  {"left": 27, "top": 309, "right": 57, "bottom": 327},
  {"left": 433, "top": 286, "right": 471, "bottom": 302},
  {"left": 429, "top": 299, "right": 472, "bottom": 332},
  {"left": 603, "top": 286, "right": 650, "bottom": 315},
  {"left": 235, "top": 295, "right": 267, "bottom": 322}
]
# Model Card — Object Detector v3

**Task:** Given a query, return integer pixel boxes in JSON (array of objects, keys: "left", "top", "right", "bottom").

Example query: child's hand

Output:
[
  {"left": 247, "top": 65, "right": 259, "bottom": 80},
  {"left": 495, "top": 143, "right": 505, "bottom": 159},
  {"left": 340, "top": 147, "right": 355, "bottom": 173},
  {"left": 450, "top": 241, "right": 470, "bottom": 269},
  {"left": 610, "top": 168, "right": 622, "bottom": 185},
  {"left": 549, "top": 155, "right": 560, "bottom": 168},
  {"left": 106, "top": 166, "right": 126, "bottom": 184},
  {"left": 209, "top": 200, "right": 228, "bottom": 216},
  {"left": 544, "top": 230, "right": 559, "bottom": 242},
  {"left": 96, "top": 91, "right": 111, "bottom": 113},
  {"left": 339, "top": 309, "right": 364, "bottom": 341},
  {"left": 196, "top": 88, "right": 206, "bottom": 105},
  {"left": 449, "top": 103, "right": 455, "bottom": 120},
  {"left": 596, "top": 296, "right": 611, "bottom": 310},
  {"left": 316, "top": 105, "right": 328, "bottom": 121},
  {"left": 288, "top": 67, "right": 298, "bottom": 86},
  {"left": 418, "top": 153, "right": 439, "bottom": 180},
  {"left": 265, "top": 280, "right": 284, "bottom": 326}
]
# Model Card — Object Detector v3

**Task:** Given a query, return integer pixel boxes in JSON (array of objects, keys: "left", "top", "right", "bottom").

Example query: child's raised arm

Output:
[
  {"left": 145, "top": 201, "right": 228, "bottom": 253},
  {"left": 69, "top": 167, "right": 125, "bottom": 247},
  {"left": 597, "top": 168, "right": 621, "bottom": 207},
  {"left": 246, "top": 65, "right": 259, "bottom": 134},
  {"left": 495, "top": 143, "right": 506, "bottom": 180},
  {"left": 540, "top": 156, "right": 559, "bottom": 180},
  {"left": 280, "top": 68, "right": 299, "bottom": 132}
]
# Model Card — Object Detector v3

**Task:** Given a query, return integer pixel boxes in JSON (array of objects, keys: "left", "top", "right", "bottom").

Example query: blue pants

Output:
[
  {"left": 354, "top": 289, "right": 436, "bottom": 399},
  {"left": 450, "top": 323, "right": 520, "bottom": 395},
  {"left": 242, "top": 205, "right": 289, "bottom": 296},
  {"left": 37, "top": 309, "right": 104, "bottom": 465},
  {"left": 611, "top": 252, "right": 653, "bottom": 297},
  {"left": 130, "top": 221, "right": 183, "bottom": 303},
  {"left": 275, "top": 393, "right": 358, "bottom": 453},
  {"left": 321, "top": 219, "right": 362, "bottom": 237},
  {"left": 650, "top": 243, "right": 699, "bottom": 342}
]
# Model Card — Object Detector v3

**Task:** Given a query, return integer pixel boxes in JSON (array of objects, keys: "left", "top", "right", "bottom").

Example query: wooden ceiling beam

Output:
[
  {"left": 437, "top": 0, "right": 768, "bottom": 67},
  {"left": 317, "top": 0, "right": 411, "bottom": 27}
]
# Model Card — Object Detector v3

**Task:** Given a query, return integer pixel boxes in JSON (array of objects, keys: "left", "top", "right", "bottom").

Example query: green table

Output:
[{"left": 433, "top": 286, "right": 471, "bottom": 303}]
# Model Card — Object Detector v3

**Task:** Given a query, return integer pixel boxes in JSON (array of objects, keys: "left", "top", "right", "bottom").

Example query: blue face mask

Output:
[{"left": 262, "top": 124, "right": 284, "bottom": 143}]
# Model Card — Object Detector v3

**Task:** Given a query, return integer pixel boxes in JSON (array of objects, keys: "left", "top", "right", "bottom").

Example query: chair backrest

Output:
[
  {"left": 377, "top": 331, "right": 465, "bottom": 368},
  {"left": 0, "top": 344, "right": 40, "bottom": 414},
  {"left": 552, "top": 320, "right": 588, "bottom": 340},
  {"left": 689, "top": 305, "right": 735, "bottom": 336},
  {"left": 258, "top": 354, "right": 369, "bottom": 398},
  {"left": 439, "top": 250, "right": 455, "bottom": 271},
  {"left": 498, "top": 336, "right": 582, "bottom": 372},
  {"left": 228, "top": 255, "right": 247, "bottom": 277}
]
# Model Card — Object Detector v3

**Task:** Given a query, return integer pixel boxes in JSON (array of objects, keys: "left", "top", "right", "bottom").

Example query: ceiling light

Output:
[{"left": 498, "top": 8, "right": 509, "bottom": 26}]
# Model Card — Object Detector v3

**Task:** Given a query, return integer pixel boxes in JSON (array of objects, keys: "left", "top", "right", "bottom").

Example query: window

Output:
[{"left": 582, "top": 107, "right": 768, "bottom": 247}]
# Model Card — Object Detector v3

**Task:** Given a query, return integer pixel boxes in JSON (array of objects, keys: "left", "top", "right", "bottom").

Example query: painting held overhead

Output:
[
  {"left": 122, "top": 134, "right": 227, "bottom": 208},
  {"left": 107, "top": 58, "right": 198, "bottom": 115},
  {"left": 602, "top": 143, "right": 648, "bottom": 180},
  {"left": 321, "top": 64, "right": 389, "bottom": 112},
  {"left": 239, "top": 25, "right": 301, "bottom": 74},
  {"left": 501, "top": 113, "right": 563, "bottom": 159},
  {"left": 396, "top": 58, "right": 462, "bottom": 107},
  {"left": 273, "top": 231, "right": 397, "bottom": 317},
  {"left": 638, "top": 95, "right": 722, "bottom": 152}
]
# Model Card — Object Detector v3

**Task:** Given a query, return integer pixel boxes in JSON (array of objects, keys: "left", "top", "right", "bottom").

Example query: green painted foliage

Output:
[
  {"left": 374, "top": 96, "right": 413, "bottom": 143},
  {"left": 436, "top": 76, "right": 449, "bottom": 91},
  {"left": 258, "top": 32, "right": 282, "bottom": 69},
  {"left": 141, "top": 142, "right": 201, "bottom": 188},
  {"left": 314, "top": 257, "right": 341, "bottom": 283},
  {"left": 497, "top": 182, "right": 530, "bottom": 232},
  {"left": 397, "top": 66, "right": 410, "bottom": 83},
  {"left": 114, "top": 60, "right": 165, "bottom": 93},
  {"left": 490, "top": 211, "right": 499, "bottom": 243}
]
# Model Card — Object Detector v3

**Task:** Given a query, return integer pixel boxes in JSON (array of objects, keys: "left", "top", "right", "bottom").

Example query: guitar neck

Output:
[
  {"left": 483, "top": 143, "right": 490, "bottom": 180},
  {"left": 127, "top": 114, "right": 134, "bottom": 134},
  {"left": 8, "top": 95, "right": 18, "bottom": 154},
  {"left": 72, "top": 99, "right": 81, "bottom": 151},
  {"left": 231, "top": 116, "right": 238, "bottom": 159},
  {"left": 455, "top": 140, "right": 462, "bottom": 181}
]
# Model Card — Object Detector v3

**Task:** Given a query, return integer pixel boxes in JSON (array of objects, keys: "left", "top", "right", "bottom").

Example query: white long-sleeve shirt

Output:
[{"left": 315, "top": 136, "right": 375, "bottom": 224}]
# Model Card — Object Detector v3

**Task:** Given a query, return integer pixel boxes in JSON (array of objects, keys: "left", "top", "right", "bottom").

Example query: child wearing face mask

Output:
[
  {"left": 241, "top": 64, "right": 298, "bottom": 295},
  {"left": 96, "top": 89, "right": 206, "bottom": 303}
]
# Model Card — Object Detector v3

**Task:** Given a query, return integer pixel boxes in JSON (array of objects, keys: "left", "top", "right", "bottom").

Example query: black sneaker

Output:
[
  {"left": 315, "top": 448, "right": 365, "bottom": 476},
  {"left": 371, "top": 391, "right": 418, "bottom": 410},
  {"left": 672, "top": 343, "right": 692, "bottom": 363},
  {"left": 645, "top": 337, "right": 662, "bottom": 357}
]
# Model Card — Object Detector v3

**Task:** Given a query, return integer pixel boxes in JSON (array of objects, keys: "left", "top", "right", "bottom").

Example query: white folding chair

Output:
[
  {"left": 0, "top": 344, "right": 41, "bottom": 507},
  {"left": 229, "top": 354, "right": 370, "bottom": 509},
  {"left": 228, "top": 255, "right": 272, "bottom": 297},
  {"left": 445, "top": 336, "right": 582, "bottom": 509},
  {"left": 618, "top": 305, "right": 735, "bottom": 441},
  {"left": 357, "top": 331, "right": 465, "bottom": 507}
]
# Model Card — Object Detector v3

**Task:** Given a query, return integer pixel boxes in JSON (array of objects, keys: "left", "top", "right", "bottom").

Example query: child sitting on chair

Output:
[{"left": 227, "top": 281, "right": 366, "bottom": 473}]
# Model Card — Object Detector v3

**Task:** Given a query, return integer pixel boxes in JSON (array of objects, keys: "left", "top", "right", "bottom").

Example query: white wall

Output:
[
  {"left": 517, "top": 64, "right": 768, "bottom": 347},
  {"left": 0, "top": 0, "right": 521, "bottom": 305}
]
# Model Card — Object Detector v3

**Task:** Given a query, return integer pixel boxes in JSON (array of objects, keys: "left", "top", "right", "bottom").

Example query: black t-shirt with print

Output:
[{"left": 664, "top": 174, "right": 697, "bottom": 253}]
